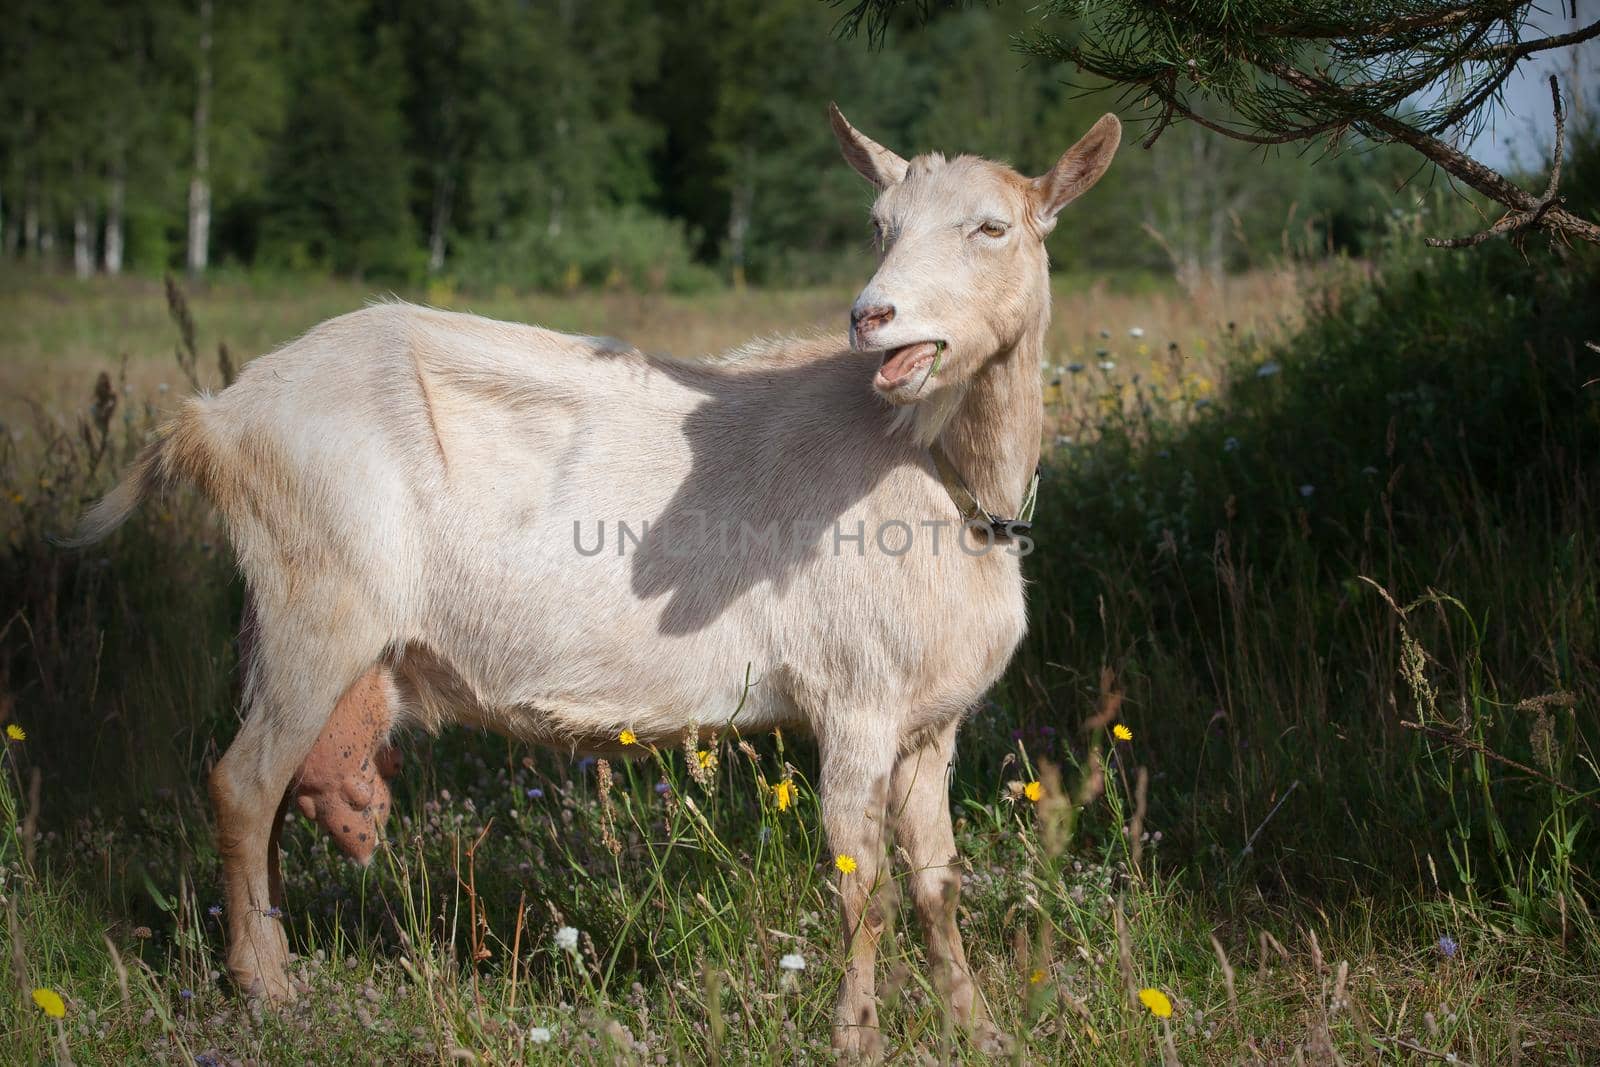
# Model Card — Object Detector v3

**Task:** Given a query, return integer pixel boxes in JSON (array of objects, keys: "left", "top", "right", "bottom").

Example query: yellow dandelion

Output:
[
  {"left": 1138, "top": 987, "right": 1173, "bottom": 1018},
  {"left": 835, "top": 854, "right": 857, "bottom": 875},
  {"left": 773, "top": 780, "right": 797, "bottom": 812},
  {"left": 1028, "top": 969, "right": 1046, "bottom": 985},
  {"left": 31, "top": 988, "right": 66, "bottom": 1018},
  {"left": 695, "top": 749, "right": 715, "bottom": 770},
  {"left": 618, "top": 729, "right": 637, "bottom": 746},
  {"left": 1023, "top": 781, "right": 1043, "bottom": 803},
  {"left": 6, "top": 723, "right": 24, "bottom": 741},
  {"left": 1112, "top": 723, "right": 1133, "bottom": 742}
]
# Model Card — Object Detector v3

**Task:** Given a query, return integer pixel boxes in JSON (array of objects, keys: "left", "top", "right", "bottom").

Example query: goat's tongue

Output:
[{"left": 879, "top": 342, "right": 938, "bottom": 385}]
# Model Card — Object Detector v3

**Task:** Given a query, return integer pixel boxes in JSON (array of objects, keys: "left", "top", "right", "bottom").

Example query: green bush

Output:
[
  {"left": 1016, "top": 220, "right": 1600, "bottom": 920},
  {"left": 452, "top": 205, "right": 721, "bottom": 294}
]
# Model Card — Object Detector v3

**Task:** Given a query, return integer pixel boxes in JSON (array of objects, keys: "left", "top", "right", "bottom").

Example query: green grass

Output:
[{"left": 1, "top": 227, "right": 1597, "bottom": 1063}]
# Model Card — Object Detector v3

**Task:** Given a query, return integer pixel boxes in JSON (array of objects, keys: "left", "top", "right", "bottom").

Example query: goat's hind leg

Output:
[{"left": 212, "top": 603, "right": 385, "bottom": 1001}]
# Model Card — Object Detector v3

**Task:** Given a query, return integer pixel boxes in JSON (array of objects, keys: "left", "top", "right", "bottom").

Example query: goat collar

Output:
[{"left": 929, "top": 442, "right": 1040, "bottom": 540}]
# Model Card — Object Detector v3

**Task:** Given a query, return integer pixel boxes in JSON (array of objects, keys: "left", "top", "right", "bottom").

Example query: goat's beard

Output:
[{"left": 886, "top": 381, "right": 966, "bottom": 447}]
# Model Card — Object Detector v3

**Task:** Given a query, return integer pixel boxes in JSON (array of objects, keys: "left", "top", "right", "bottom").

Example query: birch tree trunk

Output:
[
  {"left": 427, "top": 168, "right": 454, "bottom": 273},
  {"left": 1207, "top": 202, "right": 1226, "bottom": 292},
  {"left": 727, "top": 145, "right": 754, "bottom": 290},
  {"left": 73, "top": 202, "right": 94, "bottom": 279},
  {"left": 187, "top": 0, "right": 214, "bottom": 276},
  {"left": 104, "top": 160, "right": 125, "bottom": 275},
  {"left": 23, "top": 194, "right": 39, "bottom": 258},
  {"left": 547, "top": 187, "right": 564, "bottom": 239}
]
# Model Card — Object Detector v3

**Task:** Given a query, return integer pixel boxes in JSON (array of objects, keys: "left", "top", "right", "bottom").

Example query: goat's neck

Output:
[{"left": 938, "top": 318, "right": 1045, "bottom": 518}]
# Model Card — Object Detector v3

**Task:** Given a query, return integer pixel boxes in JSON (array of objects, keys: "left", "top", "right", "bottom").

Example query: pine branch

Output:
[
  {"left": 1422, "top": 75, "right": 1598, "bottom": 248},
  {"left": 840, "top": 0, "right": 1599, "bottom": 248},
  {"left": 1261, "top": 60, "right": 1533, "bottom": 209},
  {"left": 1464, "top": 16, "right": 1600, "bottom": 60}
]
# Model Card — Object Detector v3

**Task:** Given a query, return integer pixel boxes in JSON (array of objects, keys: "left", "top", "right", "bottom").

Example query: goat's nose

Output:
[{"left": 851, "top": 303, "right": 895, "bottom": 336}]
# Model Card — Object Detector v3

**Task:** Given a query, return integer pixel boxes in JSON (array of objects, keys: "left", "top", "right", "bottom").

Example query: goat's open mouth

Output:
[{"left": 874, "top": 341, "right": 946, "bottom": 390}]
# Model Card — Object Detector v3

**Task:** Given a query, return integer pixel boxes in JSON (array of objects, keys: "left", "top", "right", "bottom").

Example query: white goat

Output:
[{"left": 72, "top": 106, "right": 1121, "bottom": 1056}]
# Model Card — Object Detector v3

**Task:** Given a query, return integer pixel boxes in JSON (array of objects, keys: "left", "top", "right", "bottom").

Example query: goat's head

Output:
[{"left": 830, "top": 105, "right": 1121, "bottom": 405}]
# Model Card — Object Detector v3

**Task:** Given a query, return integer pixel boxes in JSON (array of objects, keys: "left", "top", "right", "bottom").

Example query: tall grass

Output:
[
  {"left": 1020, "top": 227, "right": 1599, "bottom": 914},
  {"left": 1, "top": 221, "right": 1597, "bottom": 1061}
]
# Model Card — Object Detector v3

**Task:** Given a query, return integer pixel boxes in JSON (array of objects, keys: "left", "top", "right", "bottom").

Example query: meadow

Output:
[{"left": 1, "top": 232, "right": 1597, "bottom": 1064}]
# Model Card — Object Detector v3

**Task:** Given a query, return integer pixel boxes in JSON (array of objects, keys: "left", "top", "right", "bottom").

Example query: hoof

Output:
[
  {"left": 831, "top": 1009, "right": 883, "bottom": 1063},
  {"left": 971, "top": 1019, "right": 1009, "bottom": 1055},
  {"left": 235, "top": 968, "right": 295, "bottom": 1004}
]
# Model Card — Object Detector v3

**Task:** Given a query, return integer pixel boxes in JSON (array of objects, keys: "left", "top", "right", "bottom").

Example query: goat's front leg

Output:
[
  {"left": 818, "top": 722, "right": 898, "bottom": 1060},
  {"left": 889, "top": 720, "right": 990, "bottom": 1035}
]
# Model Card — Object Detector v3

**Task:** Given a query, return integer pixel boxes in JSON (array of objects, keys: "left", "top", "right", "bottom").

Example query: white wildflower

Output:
[
  {"left": 553, "top": 926, "right": 580, "bottom": 954},
  {"left": 779, "top": 953, "right": 806, "bottom": 972},
  {"left": 1098, "top": 360, "right": 1116, "bottom": 372},
  {"left": 528, "top": 1025, "right": 553, "bottom": 1044},
  {"left": 1256, "top": 361, "right": 1281, "bottom": 378},
  {"left": 1128, "top": 326, "right": 1145, "bottom": 338}
]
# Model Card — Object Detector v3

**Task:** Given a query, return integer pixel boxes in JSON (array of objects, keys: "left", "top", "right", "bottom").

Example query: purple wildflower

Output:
[
  {"left": 1437, "top": 935, "right": 1459, "bottom": 958},
  {"left": 655, "top": 781, "right": 670, "bottom": 795},
  {"left": 207, "top": 904, "right": 223, "bottom": 917},
  {"left": 180, "top": 988, "right": 194, "bottom": 1001},
  {"left": 525, "top": 787, "right": 544, "bottom": 800},
  {"left": 264, "top": 906, "right": 283, "bottom": 920}
]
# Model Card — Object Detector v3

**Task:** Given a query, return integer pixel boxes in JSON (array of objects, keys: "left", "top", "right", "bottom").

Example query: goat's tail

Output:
[{"left": 58, "top": 397, "right": 220, "bottom": 548}]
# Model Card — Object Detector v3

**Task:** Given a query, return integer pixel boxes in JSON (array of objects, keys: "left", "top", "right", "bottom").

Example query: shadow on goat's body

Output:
[{"left": 632, "top": 346, "right": 935, "bottom": 634}]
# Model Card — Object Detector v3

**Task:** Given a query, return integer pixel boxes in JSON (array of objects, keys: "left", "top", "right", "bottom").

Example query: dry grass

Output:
[{"left": 0, "top": 266, "right": 1303, "bottom": 419}]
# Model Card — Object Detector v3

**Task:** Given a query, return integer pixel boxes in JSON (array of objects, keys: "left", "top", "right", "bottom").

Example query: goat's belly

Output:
[
  {"left": 398, "top": 643, "right": 798, "bottom": 748},
  {"left": 406, "top": 541, "right": 794, "bottom": 742}
]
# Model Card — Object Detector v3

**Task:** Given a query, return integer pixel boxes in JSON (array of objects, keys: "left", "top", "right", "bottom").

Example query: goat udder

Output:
[{"left": 293, "top": 666, "right": 401, "bottom": 865}]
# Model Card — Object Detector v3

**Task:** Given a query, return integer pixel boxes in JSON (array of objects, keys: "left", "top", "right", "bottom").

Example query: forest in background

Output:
[{"left": 0, "top": 0, "right": 1423, "bottom": 292}]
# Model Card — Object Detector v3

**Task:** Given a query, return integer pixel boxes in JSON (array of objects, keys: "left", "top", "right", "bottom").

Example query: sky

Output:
[{"left": 1464, "top": 11, "right": 1599, "bottom": 173}]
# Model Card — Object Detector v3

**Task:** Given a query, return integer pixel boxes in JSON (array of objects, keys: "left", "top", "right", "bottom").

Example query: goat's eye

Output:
[
  {"left": 871, "top": 220, "right": 886, "bottom": 248},
  {"left": 978, "top": 221, "right": 1008, "bottom": 239}
]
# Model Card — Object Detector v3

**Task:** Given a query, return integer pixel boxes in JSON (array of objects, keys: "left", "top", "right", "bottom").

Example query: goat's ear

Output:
[
  {"left": 829, "top": 103, "right": 909, "bottom": 189},
  {"left": 1030, "top": 113, "right": 1122, "bottom": 234}
]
